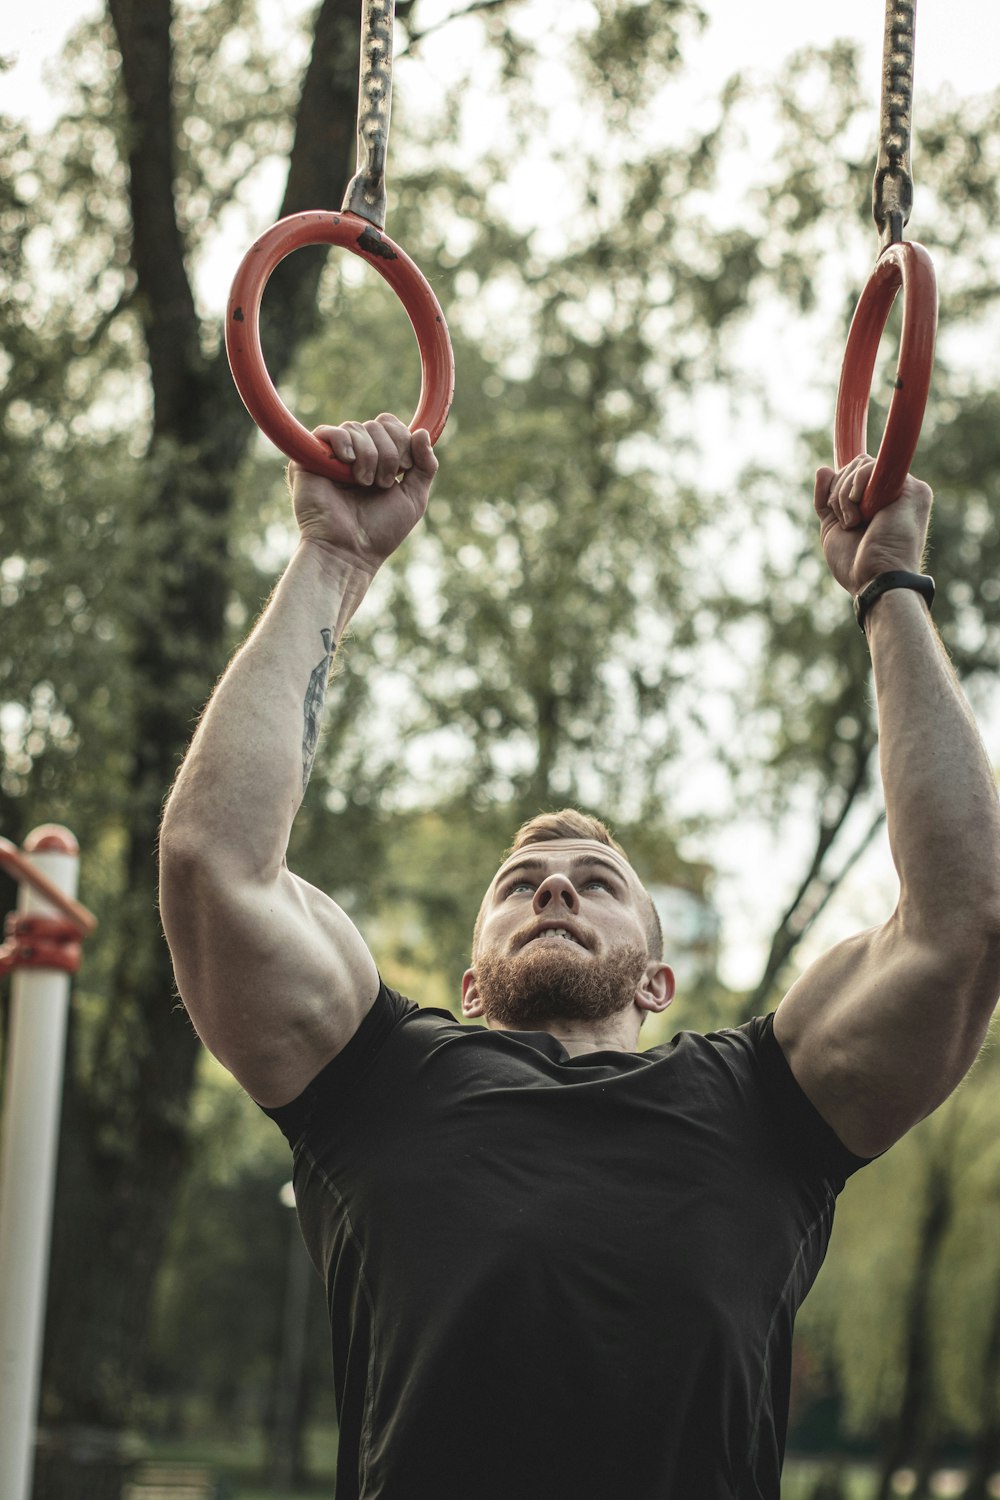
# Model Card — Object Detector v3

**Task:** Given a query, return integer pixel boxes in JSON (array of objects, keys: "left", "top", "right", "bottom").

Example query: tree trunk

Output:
[
  {"left": 962, "top": 1427, "right": 1000, "bottom": 1500},
  {"left": 873, "top": 1152, "right": 955, "bottom": 1500},
  {"left": 809, "top": 1466, "right": 847, "bottom": 1500},
  {"left": 961, "top": 1272, "right": 1000, "bottom": 1500},
  {"left": 34, "top": 2, "right": 365, "bottom": 1494}
]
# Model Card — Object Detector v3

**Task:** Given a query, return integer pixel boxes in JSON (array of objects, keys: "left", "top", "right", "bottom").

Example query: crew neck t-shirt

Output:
[{"left": 261, "top": 982, "right": 870, "bottom": 1499}]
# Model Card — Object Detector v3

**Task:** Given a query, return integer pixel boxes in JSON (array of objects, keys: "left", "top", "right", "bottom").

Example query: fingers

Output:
[
  {"left": 816, "top": 456, "right": 933, "bottom": 535},
  {"left": 825, "top": 454, "right": 874, "bottom": 531},
  {"left": 320, "top": 425, "right": 359, "bottom": 467},
  {"left": 813, "top": 467, "right": 835, "bottom": 518},
  {"left": 901, "top": 473, "right": 934, "bottom": 512},
  {"left": 313, "top": 414, "right": 425, "bottom": 488},
  {"left": 410, "top": 428, "right": 439, "bottom": 480}
]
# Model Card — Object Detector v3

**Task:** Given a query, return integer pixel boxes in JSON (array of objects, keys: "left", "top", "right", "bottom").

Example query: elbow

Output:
[
  {"left": 979, "top": 883, "right": 1000, "bottom": 944},
  {"left": 975, "top": 902, "right": 1000, "bottom": 1003},
  {"left": 935, "top": 903, "right": 1000, "bottom": 1055},
  {"left": 902, "top": 872, "right": 1000, "bottom": 956},
  {"left": 158, "top": 817, "right": 283, "bottom": 938},
  {"left": 954, "top": 838, "right": 1000, "bottom": 942},
  {"left": 159, "top": 785, "right": 201, "bottom": 867},
  {"left": 158, "top": 825, "right": 212, "bottom": 938},
  {"left": 159, "top": 814, "right": 239, "bottom": 914},
  {"left": 954, "top": 890, "right": 1000, "bottom": 960},
  {"left": 159, "top": 797, "right": 278, "bottom": 892},
  {"left": 158, "top": 814, "right": 204, "bottom": 890}
]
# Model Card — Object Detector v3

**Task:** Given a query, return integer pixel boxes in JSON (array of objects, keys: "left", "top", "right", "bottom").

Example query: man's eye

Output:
[
  {"left": 583, "top": 878, "right": 612, "bottom": 893},
  {"left": 505, "top": 880, "right": 534, "bottom": 895}
]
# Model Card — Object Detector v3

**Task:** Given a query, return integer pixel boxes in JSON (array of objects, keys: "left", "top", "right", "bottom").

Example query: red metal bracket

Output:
[
  {"left": 0, "top": 829, "right": 97, "bottom": 977},
  {"left": 0, "top": 835, "right": 96, "bottom": 938},
  {"left": 225, "top": 211, "right": 455, "bottom": 481},
  {"left": 834, "top": 241, "right": 938, "bottom": 520},
  {"left": 0, "top": 915, "right": 82, "bottom": 977}
]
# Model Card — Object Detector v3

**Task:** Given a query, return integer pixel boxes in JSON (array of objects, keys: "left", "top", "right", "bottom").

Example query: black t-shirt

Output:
[{"left": 262, "top": 983, "right": 870, "bottom": 1500}]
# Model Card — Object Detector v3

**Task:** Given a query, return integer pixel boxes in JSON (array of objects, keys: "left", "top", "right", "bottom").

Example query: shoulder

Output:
[
  {"left": 654, "top": 1016, "right": 873, "bottom": 1185},
  {"left": 257, "top": 980, "right": 459, "bottom": 1142},
  {"left": 646, "top": 1016, "right": 770, "bottom": 1076}
]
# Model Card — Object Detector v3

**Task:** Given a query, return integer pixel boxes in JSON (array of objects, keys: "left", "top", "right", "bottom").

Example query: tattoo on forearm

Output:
[{"left": 302, "top": 628, "right": 334, "bottom": 790}]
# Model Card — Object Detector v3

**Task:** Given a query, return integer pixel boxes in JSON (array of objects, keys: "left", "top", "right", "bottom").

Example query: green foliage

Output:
[
  {"left": 798, "top": 1045, "right": 1000, "bottom": 1447},
  {"left": 579, "top": 0, "right": 708, "bottom": 108},
  {"left": 146, "top": 1060, "right": 333, "bottom": 1436},
  {"left": 3, "top": 0, "right": 1000, "bottom": 1473},
  {"left": 170, "top": 0, "right": 301, "bottom": 247}
]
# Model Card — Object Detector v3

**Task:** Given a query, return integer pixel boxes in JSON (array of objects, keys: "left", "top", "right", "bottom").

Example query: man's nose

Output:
[{"left": 532, "top": 874, "right": 579, "bottom": 914}]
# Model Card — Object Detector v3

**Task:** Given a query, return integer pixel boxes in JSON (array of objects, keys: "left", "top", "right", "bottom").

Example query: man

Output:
[{"left": 159, "top": 415, "right": 1000, "bottom": 1498}]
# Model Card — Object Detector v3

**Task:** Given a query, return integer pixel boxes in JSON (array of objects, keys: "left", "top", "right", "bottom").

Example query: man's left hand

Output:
[{"left": 814, "top": 456, "right": 933, "bottom": 596}]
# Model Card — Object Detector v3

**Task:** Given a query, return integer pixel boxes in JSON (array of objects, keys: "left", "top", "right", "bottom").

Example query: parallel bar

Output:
[
  {"left": 872, "top": 0, "right": 917, "bottom": 250},
  {"left": 0, "top": 842, "right": 80, "bottom": 1500},
  {"left": 0, "top": 838, "right": 96, "bottom": 937}
]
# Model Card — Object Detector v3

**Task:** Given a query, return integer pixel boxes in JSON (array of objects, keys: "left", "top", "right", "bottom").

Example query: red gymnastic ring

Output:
[
  {"left": 226, "top": 211, "right": 455, "bottom": 482},
  {"left": 833, "top": 241, "right": 937, "bottom": 520}
]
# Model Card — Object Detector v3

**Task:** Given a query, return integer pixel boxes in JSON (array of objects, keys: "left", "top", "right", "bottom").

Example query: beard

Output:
[{"left": 473, "top": 939, "right": 650, "bottom": 1031}]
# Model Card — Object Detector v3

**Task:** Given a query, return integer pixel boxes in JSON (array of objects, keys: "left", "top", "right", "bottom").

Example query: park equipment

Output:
[
  {"left": 0, "top": 829, "right": 97, "bottom": 1500},
  {"left": 834, "top": 0, "right": 938, "bottom": 518},
  {"left": 226, "top": 0, "right": 455, "bottom": 481}
]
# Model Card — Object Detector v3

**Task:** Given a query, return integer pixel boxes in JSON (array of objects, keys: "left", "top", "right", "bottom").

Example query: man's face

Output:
[{"left": 462, "top": 839, "right": 673, "bottom": 1032}]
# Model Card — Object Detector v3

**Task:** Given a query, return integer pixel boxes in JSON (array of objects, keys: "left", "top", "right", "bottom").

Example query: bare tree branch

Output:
[
  {"left": 400, "top": 0, "right": 512, "bottom": 53},
  {"left": 742, "top": 732, "right": 879, "bottom": 1017}
]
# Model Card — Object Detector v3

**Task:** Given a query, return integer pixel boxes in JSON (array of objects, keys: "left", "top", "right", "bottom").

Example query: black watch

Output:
[{"left": 854, "top": 571, "right": 935, "bottom": 632}]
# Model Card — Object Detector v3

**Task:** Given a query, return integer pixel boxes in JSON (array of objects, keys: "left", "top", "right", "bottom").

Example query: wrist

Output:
[
  {"left": 854, "top": 571, "right": 935, "bottom": 635},
  {"left": 295, "top": 538, "right": 376, "bottom": 642},
  {"left": 298, "top": 535, "right": 380, "bottom": 587}
]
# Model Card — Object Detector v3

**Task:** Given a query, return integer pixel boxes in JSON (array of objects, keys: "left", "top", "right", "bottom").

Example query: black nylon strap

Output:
[{"left": 854, "top": 570, "right": 935, "bottom": 631}]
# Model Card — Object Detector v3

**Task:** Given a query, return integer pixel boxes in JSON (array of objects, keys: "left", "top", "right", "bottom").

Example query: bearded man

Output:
[{"left": 159, "top": 415, "right": 1000, "bottom": 1500}]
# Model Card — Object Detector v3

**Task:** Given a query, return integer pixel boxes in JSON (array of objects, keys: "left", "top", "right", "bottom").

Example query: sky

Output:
[
  {"left": 6, "top": 0, "right": 999, "bottom": 127},
  {"left": 5, "top": 0, "right": 999, "bottom": 991}
]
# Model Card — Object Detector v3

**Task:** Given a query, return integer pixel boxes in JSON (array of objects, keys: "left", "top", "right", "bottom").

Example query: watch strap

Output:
[{"left": 854, "top": 571, "right": 935, "bottom": 631}]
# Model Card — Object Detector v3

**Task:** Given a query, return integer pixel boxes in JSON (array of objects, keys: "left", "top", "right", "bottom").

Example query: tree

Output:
[
  {"left": 700, "top": 47, "right": 1000, "bottom": 1479},
  {"left": 793, "top": 1046, "right": 1000, "bottom": 1490},
  {"left": 4, "top": 2, "right": 727, "bottom": 1493},
  {"left": 4, "top": 5, "right": 1000, "bottom": 1491},
  {"left": 3, "top": 1, "right": 430, "bottom": 1492},
  {"left": 143, "top": 1064, "right": 333, "bottom": 1480},
  {"left": 704, "top": 48, "right": 1000, "bottom": 1011}
]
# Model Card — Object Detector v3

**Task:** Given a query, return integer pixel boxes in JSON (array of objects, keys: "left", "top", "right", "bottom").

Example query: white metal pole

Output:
[{"left": 0, "top": 827, "right": 81, "bottom": 1500}]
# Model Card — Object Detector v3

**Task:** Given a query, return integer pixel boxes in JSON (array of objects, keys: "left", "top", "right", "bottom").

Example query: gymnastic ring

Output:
[
  {"left": 833, "top": 241, "right": 937, "bottom": 520},
  {"left": 226, "top": 211, "right": 455, "bottom": 482}
]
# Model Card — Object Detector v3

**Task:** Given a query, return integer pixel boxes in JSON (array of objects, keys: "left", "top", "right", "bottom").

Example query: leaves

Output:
[{"left": 4, "top": 0, "right": 1000, "bottom": 1470}]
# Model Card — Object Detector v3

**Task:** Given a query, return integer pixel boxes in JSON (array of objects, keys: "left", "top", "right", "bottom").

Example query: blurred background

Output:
[{"left": 2, "top": 1, "right": 1000, "bottom": 1496}]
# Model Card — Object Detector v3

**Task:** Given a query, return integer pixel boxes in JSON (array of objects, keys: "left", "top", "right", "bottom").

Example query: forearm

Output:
[
  {"left": 161, "top": 539, "right": 372, "bottom": 877},
  {"left": 869, "top": 589, "right": 1000, "bottom": 934}
]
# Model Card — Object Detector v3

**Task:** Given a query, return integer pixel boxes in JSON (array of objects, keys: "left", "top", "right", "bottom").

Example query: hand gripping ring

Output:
[
  {"left": 226, "top": 212, "right": 455, "bottom": 482},
  {"left": 833, "top": 241, "right": 938, "bottom": 520}
]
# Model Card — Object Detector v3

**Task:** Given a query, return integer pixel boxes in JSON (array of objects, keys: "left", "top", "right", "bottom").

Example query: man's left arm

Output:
[{"left": 774, "top": 457, "right": 1000, "bottom": 1159}]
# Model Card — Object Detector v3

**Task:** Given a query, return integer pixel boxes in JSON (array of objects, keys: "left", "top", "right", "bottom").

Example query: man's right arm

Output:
[{"left": 159, "top": 416, "right": 437, "bottom": 1106}]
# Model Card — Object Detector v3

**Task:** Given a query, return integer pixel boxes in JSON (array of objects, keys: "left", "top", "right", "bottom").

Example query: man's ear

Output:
[
  {"left": 462, "top": 968, "right": 485, "bottom": 1019},
  {"left": 635, "top": 962, "right": 675, "bottom": 1016}
]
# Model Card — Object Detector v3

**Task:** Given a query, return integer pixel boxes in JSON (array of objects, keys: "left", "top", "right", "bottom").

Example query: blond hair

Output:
[{"left": 473, "top": 809, "right": 663, "bottom": 960}]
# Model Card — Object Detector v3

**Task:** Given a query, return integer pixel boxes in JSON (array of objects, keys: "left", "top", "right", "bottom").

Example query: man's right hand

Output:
[
  {"left": 814, "top": 457, "right": 932, "bottom": 598},
  {"left": 289, "top": 413, "right": 438, "bottom": 576}
]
